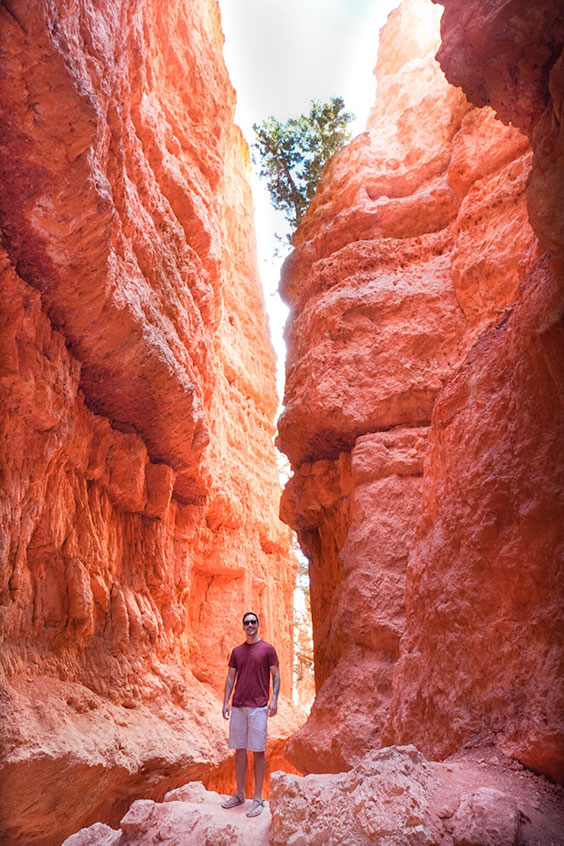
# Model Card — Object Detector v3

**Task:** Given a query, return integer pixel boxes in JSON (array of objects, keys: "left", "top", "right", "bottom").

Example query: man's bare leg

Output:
[
  {"left": 252, "top": 751, "right": 266, "bottom": 799},
  {"left": 235, "top": 748, "right": 248, "bottom": 798}
]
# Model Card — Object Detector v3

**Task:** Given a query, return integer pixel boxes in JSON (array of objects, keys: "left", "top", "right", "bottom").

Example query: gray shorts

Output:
[{"left": 229, "top": 706, "right": 268, "bottom": 752}]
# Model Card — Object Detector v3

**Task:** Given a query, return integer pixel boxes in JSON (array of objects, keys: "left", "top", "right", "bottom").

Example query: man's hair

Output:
[{"left": 242, "top": 611, "right": 259, "bottom": 624}]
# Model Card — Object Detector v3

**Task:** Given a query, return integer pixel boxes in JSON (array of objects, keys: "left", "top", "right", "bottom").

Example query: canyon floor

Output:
[{"left": 63, "top": 746, "right": 564, "bottom": 845}]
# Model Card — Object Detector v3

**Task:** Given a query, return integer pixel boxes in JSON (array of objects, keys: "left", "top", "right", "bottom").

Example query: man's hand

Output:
[
  {"left": 223, "top": 668, "right": 236, "bottom": 720},
  {"left": 268, "top": 664, "right": 280, "bottom": 717}
]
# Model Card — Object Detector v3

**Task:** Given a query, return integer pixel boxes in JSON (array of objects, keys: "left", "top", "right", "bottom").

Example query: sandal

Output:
[
  {"left": 221, "top": 794, "right": 245, "bottom": 809},
  {"left": 246, "top": 798, "right": 265, "bottom": 817}
]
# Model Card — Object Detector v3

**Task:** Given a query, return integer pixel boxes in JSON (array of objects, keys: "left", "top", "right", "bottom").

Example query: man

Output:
[{"left": 221, "top": 611, "right": 280, "bottom": 818}]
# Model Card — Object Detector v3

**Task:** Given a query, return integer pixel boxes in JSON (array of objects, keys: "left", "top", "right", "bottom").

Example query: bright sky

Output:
[{"left": 217, "top": 0, "right": 400, "bottom": 398}]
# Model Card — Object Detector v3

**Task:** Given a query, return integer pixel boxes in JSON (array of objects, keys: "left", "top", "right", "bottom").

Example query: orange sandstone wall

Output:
[
  {"left": 0, "top": 0, "right": 295, "bottom": 842},
  {"left": 387, "top": 0, "right": 564, "bottom": 782},
  {"left": 277, "top": 0, "right": 554, "bottom": 775}
]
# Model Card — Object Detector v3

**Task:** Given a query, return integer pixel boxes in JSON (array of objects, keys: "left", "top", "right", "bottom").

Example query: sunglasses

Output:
[{"left": 243, "top": 619, "right": 258, "bottom": 626}]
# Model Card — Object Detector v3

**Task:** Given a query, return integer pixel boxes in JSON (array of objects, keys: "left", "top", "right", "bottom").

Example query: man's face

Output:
[{"left": 243, "top": 615, "right": 259, "bottom": 635}]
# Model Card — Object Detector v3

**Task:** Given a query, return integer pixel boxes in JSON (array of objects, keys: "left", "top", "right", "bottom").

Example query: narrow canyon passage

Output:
[{"left": 1, "top": 0, "right": 563, "bottom": 844}]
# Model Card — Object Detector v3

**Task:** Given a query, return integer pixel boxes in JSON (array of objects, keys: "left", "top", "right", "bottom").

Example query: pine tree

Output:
[{"left": 253, "top": 96, "right": 354, "bottom": 235}]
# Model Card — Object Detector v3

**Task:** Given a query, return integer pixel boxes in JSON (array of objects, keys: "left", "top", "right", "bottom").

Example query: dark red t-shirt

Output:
[{"left": 228, "top": 639, "right": 279, "bottom": 708}]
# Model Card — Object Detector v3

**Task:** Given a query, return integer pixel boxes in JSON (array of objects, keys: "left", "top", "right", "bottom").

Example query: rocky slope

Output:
[
  {"left": 0, "top": 0, "right": 296, "bottom": 842},
  {"left": 64, "top": 746, "right": 564, "bottom": 845},
  {"left": 278, "top": 0, "right": 562, "bottom": 782}
]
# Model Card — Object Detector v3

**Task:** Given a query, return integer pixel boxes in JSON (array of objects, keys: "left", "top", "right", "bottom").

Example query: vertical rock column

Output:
[
  {"left": 277, "top": 0, "right": 537, "bottom": 774},
  {"left": 386, "top": 0, "right": 564, "bottom": 783}
]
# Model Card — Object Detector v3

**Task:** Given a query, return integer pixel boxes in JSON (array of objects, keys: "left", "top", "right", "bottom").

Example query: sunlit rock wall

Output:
[
  {"left": 0, "top": 0, "right": 295, "bottom": 842},
  {"left": 387, "top": 0, "right": 564, "bottom": 783},
  {"left": 277, "top": 0, "right": 547, "bottom": 775}
]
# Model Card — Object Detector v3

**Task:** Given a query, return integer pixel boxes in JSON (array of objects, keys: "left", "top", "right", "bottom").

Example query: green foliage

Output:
[{"left": 252, "top": 96, "right": 354, "bottom": 235}]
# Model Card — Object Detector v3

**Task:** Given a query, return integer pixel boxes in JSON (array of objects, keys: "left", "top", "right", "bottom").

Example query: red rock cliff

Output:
[
  {"left": 278, "top": 0, "right": 562, "bottom": 780},
  {"left": 0, "top": 0, "right": 295, "bottom": 842},
  {"left": 387, "top": 0, "right": 564, "bottom": 783}
]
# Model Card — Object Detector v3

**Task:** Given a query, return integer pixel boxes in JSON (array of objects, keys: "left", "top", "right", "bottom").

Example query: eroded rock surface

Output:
[
  {"left": 387, "top": 253, "right": 564, "bottom": 780},
  {"left": 64, "top": 747, "right": 564, "bottom": 845},
  {"left": 278, "top": 0, "right": 543, "bottom": 774},
  {"left": 0, "top": 0, "right": 296, "bottom": 842},
  {"left": 63, "top": 782, "right": 271, "bottom": 846},
  {"left": 271, "top": 746, "right": 564, "bottom": 845},
  {"left": 283, "top": 428, "right": 429, "bottom": 773},
  {"left": 386, "top": 0, "right": 564, "bottom": 780},
  {"left": 435, "top": 0, "right": 564, "bottom": 258}
]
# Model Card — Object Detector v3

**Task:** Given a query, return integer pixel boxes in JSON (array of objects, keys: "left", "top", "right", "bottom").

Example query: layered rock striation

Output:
[
  {"left": 0, "top": 1, "right": 295, "bottom": 842},
  {"left": 277, "top": 0, "right": 563, "bottom": 779}
]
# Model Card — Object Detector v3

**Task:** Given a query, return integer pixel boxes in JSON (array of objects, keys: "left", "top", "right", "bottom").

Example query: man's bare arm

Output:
[
  {"left": 223, "top": 667, "right": 237, "bottom": 719},
  {"left": 268, "top": 665, "right": 280, "bottom": 716}
]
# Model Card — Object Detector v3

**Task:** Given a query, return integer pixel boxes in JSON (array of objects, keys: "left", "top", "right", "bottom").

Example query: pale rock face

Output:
[
  {"left": 62, "top": 748, "right": 564, "bottom": 845},
  {"left": 63, "top": 783, "right": 271, "bottom": 846},
  {"left": 0, "top": 0, "right": 296, "bottom": 842},
  {"left": 271, "top": 745, "right": 564, "bottom": 846},
  {"left": 277, "top": 0, "right": 541, "bottom": 775},
  {"left": 450, "top": 788, "right": 520, "bottom": 846},
  {"left": 270, "top": 746, "right": 434, "bottom": 846},
  {"left": 64, "top": 823, "right": 121, "bottom": 846}
]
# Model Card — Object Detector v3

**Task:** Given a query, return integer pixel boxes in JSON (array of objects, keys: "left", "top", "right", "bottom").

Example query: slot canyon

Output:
[{"left": 0, "top": 0, "right": 562, "bottom": 843}]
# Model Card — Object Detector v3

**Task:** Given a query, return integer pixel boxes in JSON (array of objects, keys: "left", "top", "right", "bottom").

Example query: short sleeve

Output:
[
  {"left": 268, "top": 644, "right": 279, "bottom": 667},
  {"left": 228, "top": 649, "right": 237, "bottom": 668}
]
